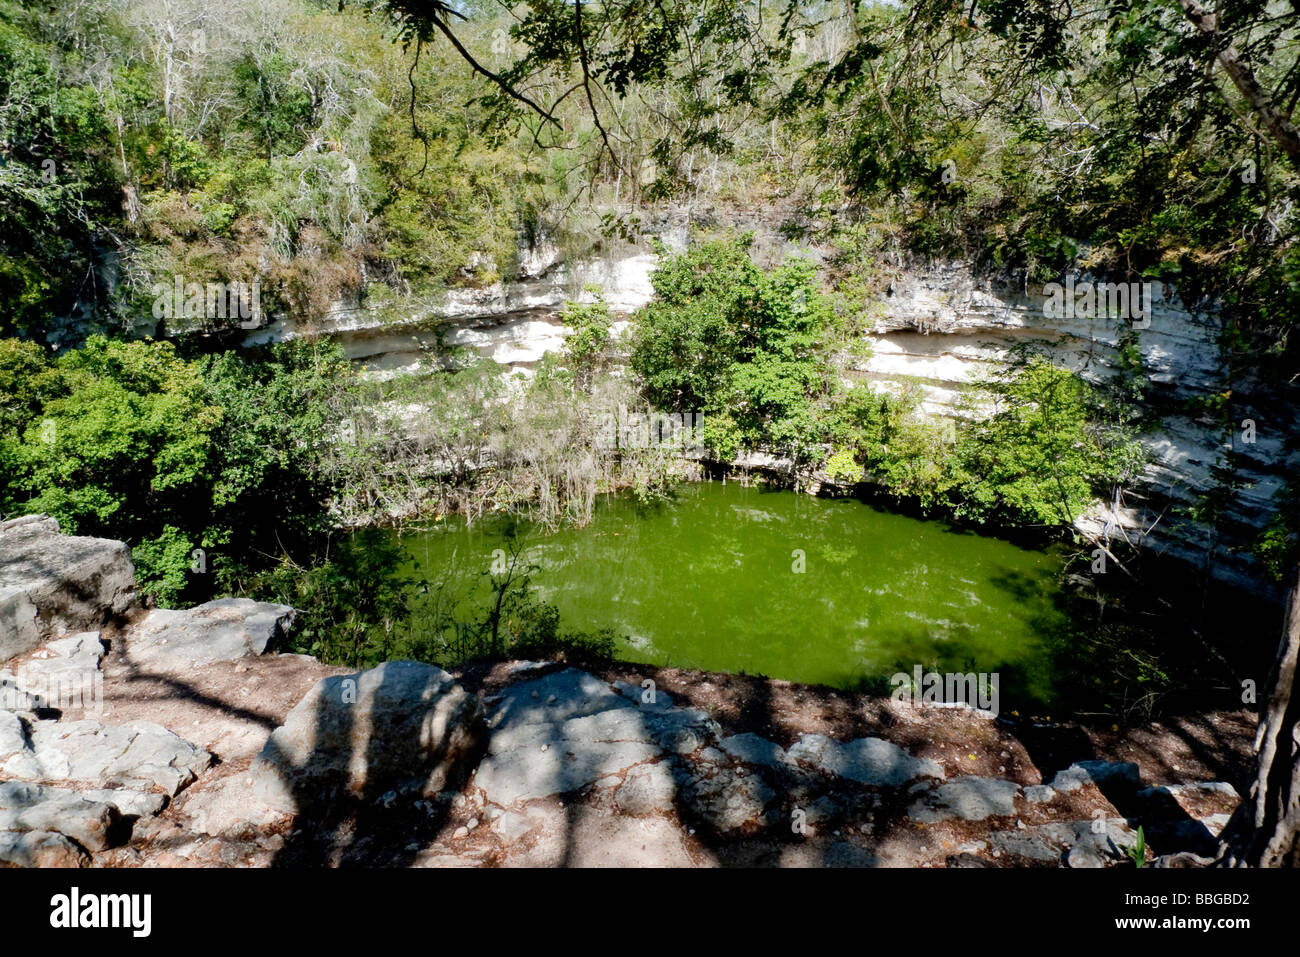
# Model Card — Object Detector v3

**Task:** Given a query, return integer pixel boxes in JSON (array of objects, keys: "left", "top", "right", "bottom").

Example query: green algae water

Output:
[{"left": 397, "top": 482, "right": 1071, "bottom": 704}]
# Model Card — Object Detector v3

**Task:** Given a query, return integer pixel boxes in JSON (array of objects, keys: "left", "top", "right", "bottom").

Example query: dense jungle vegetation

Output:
[{"left": 1, "top": 0, "right": 1297, "bottom": 692}]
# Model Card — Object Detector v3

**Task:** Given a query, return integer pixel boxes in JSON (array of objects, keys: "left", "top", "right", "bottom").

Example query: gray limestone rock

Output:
[
  {"left": 719, "top": 733, "right": 791, "bottom": 769},
  {"left": 477, "top": 678, "right": 720, "bottom": 806},
  {"left": 909, "top": 777, "right": 1021, "bottom": 823},
  {"left": 682, "top": 765, "right": 777, "bottom": 833},
  {"left": 0, "top": 781, "right": 122, "bottom": 852},
  {"left": 489, "top": 668, "right": 631, "bottom": 730},
  {"left": 129, "top": 598, "right": 295, "bottom": 667},
  {"left": 1049, "top": 761, "right": 1142, "bottom": 794},
  {"left": 251, "top": 660, "right": 485, "bottom": 817},
  {"left": 613, "top": 678, "right": 674, "bottom": 711},
  {"left": 6, "top": 633, "right": 104, "bottom": 715},
  {"left": 0, "top": 829, "right": 90, "bottom": 868},
  {"left": 0, "top": 516, "right": 135, "bottom": 660},
  {"left": 787, "top": 733, "right": 944, "bottom": 787},
  {"left": 11, "top": 718, "right": 211, "bottom": 794},
  {"left": 82, "top": 788, "right": 169, "bottom": 819},
  {"left": 614, "top": 761, "right": 681, "bottom": 816},
  {"left": 477, "top": 707, "right": 664, "bottom": 806},
  {"left": 1023, "top": 784, "right": 1056, "bottom": 804}
]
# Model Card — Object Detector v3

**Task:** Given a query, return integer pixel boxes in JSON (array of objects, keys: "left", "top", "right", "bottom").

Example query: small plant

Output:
[
  {"left": 1127, "top": 825, "right": 1147, "bottom": 867},
  {"left": 824, "top": 445, "right": 861, "bottom": 483}
]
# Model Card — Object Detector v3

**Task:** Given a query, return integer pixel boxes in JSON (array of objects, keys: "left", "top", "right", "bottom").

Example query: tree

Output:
[
  {"left": 561, "top": 288, "right": 613, "bottom": 393},
  {"left": 629, "top": 236, "right": 833, "bottom": 461},
  {"left": 1217, "top": 568, "right": 1300, "bottom": 867},
  {"left": 0, "top": 336, "right": 221, "bottom": 602},
  {"left": 953, "top": 358, "right": 1139, "bottom": 529}
]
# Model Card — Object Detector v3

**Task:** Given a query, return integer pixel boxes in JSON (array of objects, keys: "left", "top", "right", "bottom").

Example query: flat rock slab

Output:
[
  {"left": 561, "top": 808, "right": 699, "bottom": 867},
  {"left": 1134, "top": 781, "right": 1240, "bottom": 820},
  {"left": 787, "top": 733, "right": 945, "bottom": 788},
  {"left": 612, "top": 679, "right": 674, "bottom": 711},
  {"left": 1023, "top": 784, "right": 1056, "bottom": 803},
  {"left": 909, "top": 776, "right": 1021, "bottom": 822},
  {"left": 4, "top": 632, "right": 104, "bottom": 714},
  {"left": 0, "top": 781, "right": 122, "bottom": 852},
  {"left": 478, "top": 681, "right": 721, "bottom": 806},
  {"left": 477, "top": 709, "right": 665, "bottom": 806},
  {"left": 27, "top": 632, "right": 105, "bottom": 672},
  {"left": 719, "top": 733, "right": 792, "bottom": 769},
  {"left": 82, "top": 787, "right": 169, "bottom": 820},
  {"left": 615, "top": 761, "right": 681, "bottom": 816},
  {"left": 490, "top": 803, "right": 699, "bottom": 868},
  {"left": 988, "top": 817, "right": 1139, "bottom": 866},
  {"left": 5, "top": 718, "right": 210, "bottom": 795},
  {"left": 0, "top": 515, "right": 135, "bottom": 660},
  {"left": 679, "top": 765, "right": 779, "bottom": 833},
  {"left": 129, "top": 598, "right": 295, "bottom": 667}
]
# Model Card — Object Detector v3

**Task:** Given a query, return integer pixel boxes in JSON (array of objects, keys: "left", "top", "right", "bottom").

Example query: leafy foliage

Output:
[
  {"left": 0, "top": 335, "right": 363, "bottom": 608},
  {"left": 951, "top": 358, "right": 1143, "bottom": 528},
  {"left": 630, "top": 236, "right": 833, "bottom": 461}
]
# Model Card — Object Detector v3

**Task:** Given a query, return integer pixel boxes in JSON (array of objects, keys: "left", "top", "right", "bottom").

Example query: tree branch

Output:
[
  {"left": 424, "top": 11, "right": 561, "bottom": 126},
  {"left": 1178, "top": 0, "right": 1300, "bottom": 168}
]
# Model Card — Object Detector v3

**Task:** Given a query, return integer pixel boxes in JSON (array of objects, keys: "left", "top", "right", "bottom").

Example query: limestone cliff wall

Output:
[{"left": 228, "top": 210, "right": 1296, "bottom": 596}]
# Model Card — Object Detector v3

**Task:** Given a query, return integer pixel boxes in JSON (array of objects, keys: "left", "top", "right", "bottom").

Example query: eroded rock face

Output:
[
  {"left": 1, "top": 615, "right": 213, "bottom": 861},
  {"left": 0, "top": 829, "right": 90, "bottom": 868},
  {"left": 1, "top": 632, "right": 105, "bottom": 715},
  {"left": 1049, "top": 760, "right": 1142, "bottom": 794},
  {"left": 787, "top": 733, "right": 946, "bottom": 788},
  {"left": 985, "top": 818, "right": 1140, "bottom": 867},
  {"left": 0, "top": 516, "right": 135, "bottom": 660},
  {"left": 249, "top": 660, "right": 487, "bottom": 818},
  {"left": 908, "top": 776, "right": 1021, "bottom": 823}
]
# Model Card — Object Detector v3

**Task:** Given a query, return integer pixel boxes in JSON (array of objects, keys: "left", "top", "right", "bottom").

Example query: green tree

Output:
[
  {"left": 630, "top": 236, "right": 833, "bottom": 461},
  {"left": 0, "top": 336, "right": 221, "bottom": 601},
  {"left": 953, "top": 358, "right": 1136, "bottom": 529},
  {"left": 561, "top": 288, "right": 613, "bottom": 393}
]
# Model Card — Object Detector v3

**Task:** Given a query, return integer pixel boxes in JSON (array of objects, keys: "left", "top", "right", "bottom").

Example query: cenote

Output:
[{"left": 395, "top": 482, "right": 1083, "bottom": 708}]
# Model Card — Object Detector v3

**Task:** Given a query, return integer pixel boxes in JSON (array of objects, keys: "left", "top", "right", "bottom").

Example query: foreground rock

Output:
[
  {"left": 909, "top": 777, "right": 1021, "bottom": 823},
  {"left": 186, "top": 661, "right": 486, "bottom": 836},
  {"left": 0, "top": 782, "right": 122, "bottom": 853},
  {"left": 0, "top": 516, "right": 134, "bottom": 660},
  {"left": 0, "top": 829, "right": 91, "bottom": 868},
  {"left": 1, "top": 632, "right": 105, "bottom": 715},
  {"left": 475, "top": 669, "right": 719, "bottom": 807},
  {"left": 8, "top": 719, "right": 211, "bottom": 794},
  {"left": 129, "top": 598, "right": 295, "bottom": 668}
]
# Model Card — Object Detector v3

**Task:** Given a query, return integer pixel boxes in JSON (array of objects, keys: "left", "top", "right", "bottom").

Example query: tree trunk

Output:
[
  {"left": 1178, "top": 0, "right": 1300, "bottom": 169},
  {"left": 1218, "top": 567, "right": 1300, "bottom": 866}
]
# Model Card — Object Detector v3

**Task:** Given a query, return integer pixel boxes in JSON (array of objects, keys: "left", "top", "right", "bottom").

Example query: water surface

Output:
[{"left": 399, "top": 482, "right": 1069, "bottom": 703}]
